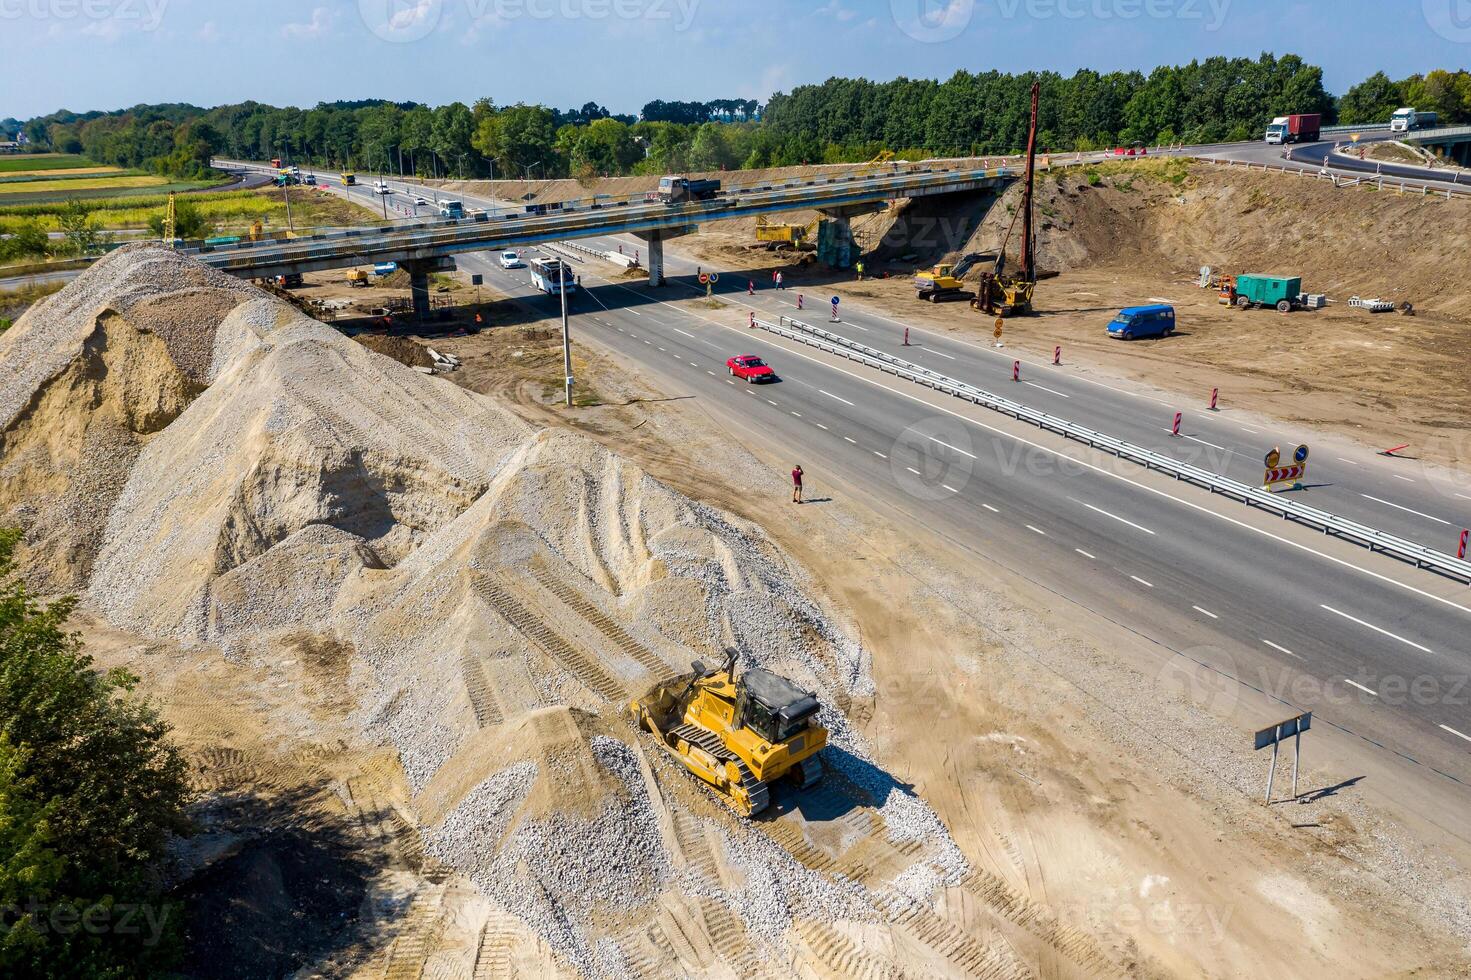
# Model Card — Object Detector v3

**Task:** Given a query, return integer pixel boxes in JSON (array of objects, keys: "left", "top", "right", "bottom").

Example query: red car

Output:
[{"left": 726, "top": 354, "right": 777, "bottom": 383}]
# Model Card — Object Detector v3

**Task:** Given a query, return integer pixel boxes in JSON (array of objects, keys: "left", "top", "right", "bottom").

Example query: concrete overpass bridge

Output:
[{"left": 193, "top": 164, "right": 1013, "bottom": 316}]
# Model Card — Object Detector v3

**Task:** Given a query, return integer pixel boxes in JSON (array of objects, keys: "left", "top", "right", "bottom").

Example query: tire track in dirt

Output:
[{"left": 471, "top": 572, "right": 625, "bottom": 701}]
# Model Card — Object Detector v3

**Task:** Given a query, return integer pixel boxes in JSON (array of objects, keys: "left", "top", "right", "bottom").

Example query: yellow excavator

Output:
[
  {"left": 754, "top": 215, "right": 818, "bottom": 250},
  {"left": 970, "top": 80, "right": 1041, "bottom": 319},
  {"left": 914, "top": 251, "right": 996, "bottom": 303},
  {"left": 630, "top": 650, "right": 826, "bottom": 816}
]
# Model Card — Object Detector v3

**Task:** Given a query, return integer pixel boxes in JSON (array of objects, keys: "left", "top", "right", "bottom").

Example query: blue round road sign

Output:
[
  {"left": 831, "top": 296, "right": 840, "bottom": 305},
  {"left": 1294, "top": 444, "right": 1310, "bottom": 464}
]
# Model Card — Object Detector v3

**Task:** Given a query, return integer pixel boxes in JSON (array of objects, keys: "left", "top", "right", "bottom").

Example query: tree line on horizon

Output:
[{"left": 6, "top": 59, "right": 1470, "bottom": 182}]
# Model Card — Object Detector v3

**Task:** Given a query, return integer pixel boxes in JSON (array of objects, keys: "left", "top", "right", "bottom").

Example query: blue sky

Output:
[{"left": 2, "top": 0, "right": 1468, "bottom": 120}]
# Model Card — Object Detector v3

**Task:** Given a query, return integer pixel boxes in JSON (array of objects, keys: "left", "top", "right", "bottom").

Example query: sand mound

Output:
[{"left": 0, "top": 245, "right": 258, "bottom": 589}]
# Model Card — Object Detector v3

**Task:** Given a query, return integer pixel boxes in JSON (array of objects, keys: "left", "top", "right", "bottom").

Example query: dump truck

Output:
[
  {"left": 346, "top": 269, "right": 370, "bottom": 288},
  {"left": 1226, "top": 273, "right": 1304, "bottom": 312},
  {"left": 630, "top": 650, "right": 826, "bottom": 816},
  {"left": 1264, "top": 113, "right": 1320, "bottom": 144},
  {"left": 755, "top": 215, "right": 817, "bottom": 250},
  {"left": 657, "top": 176, "right": 721, "bottom": 205}
]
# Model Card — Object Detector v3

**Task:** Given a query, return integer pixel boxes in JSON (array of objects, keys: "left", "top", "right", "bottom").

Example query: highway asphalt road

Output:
[{"left": 440, "top": 232, "right": 1471, "bottom": 840}]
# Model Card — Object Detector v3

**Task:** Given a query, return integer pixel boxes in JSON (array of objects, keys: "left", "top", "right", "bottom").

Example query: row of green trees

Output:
[{"left": 14, "top": 58, "right": 1471, "bottom": 183}]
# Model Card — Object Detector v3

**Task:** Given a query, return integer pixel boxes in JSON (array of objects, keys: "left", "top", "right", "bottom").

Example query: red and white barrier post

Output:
[
  {"left": 1012, "top": 360, "right": 1021, "bottom": 382},
  {"left": 748, "top": 311, "right": 755, "bottom": 329},
  {"left": 748, "top": 280, "right": 755, "bottom": 296},
  {"left": 1459, "top": 529, "right": 1469, "bottom": 560},
  {"left": 796, "top": 293, "right": 804, "bottom": 310},
  {"left": 1172, "top": 412, "right": 1183, "bottom": 437},
  {"left": 1053, "top": 345, "right": 1062, "bottom": 365},
  {"left": 1209, "top": 387, "right": 1219, "bottom": 411},
  {"left": 903, "top": 328, "right": 910, "bottom": 346}
]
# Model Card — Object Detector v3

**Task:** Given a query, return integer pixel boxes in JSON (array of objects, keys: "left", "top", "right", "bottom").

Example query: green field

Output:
[
  {"left": 0, "top": 153, "right": 104, "bottom": 173},
  {"left": 0, "top": 186, "right": 383, "bottom": 236}
]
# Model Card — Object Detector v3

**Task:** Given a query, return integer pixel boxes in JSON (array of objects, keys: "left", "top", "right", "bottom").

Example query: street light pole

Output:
[{"left": 559, "top": 261, "right": 573, "bottom": 407}]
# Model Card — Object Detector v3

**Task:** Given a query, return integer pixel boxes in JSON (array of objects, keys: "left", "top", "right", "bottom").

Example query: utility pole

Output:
[
  {"left": 1020, "top": 80, "right": 1039, "bottom": 285},
  {"left": 559, "top": 260, "right": 573, "bottom": 407}
]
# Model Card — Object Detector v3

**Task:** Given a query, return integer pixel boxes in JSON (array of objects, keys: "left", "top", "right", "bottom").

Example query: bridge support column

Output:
[
  {"left": 633, "top": 227, "right": 693, "bottom": 288},
  {"left": 816, "top": 202, "right": 885, "bottom": 269},
  {"left": 400, "top": 256, "right": 457, "bottom": 322}
]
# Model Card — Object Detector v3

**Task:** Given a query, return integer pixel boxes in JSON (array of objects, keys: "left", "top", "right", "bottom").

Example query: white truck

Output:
[{"left": 1390, "top": 108, "right": 1438, "bottom": 133}]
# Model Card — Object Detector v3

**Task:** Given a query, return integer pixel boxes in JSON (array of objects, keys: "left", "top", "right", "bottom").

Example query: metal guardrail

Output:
[{"left": 754, "top": 314, "right": 1471, "bottom": 584}]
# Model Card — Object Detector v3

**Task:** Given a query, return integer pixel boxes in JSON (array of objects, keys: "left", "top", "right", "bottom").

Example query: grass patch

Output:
[
  {"left": 0, "top": 174, "right": 214, "bottom": 206},
  {"left": 0, "top": 166, "right": 127, "bottom": 181},
  {"left": 0, "top": 153, "right": 101, "bottom": 173},
  {"left": 0, "top": 187, "right": 380, "bottom": 233}
]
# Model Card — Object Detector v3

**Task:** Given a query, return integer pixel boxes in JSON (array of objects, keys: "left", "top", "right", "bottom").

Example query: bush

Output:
[
  {"left": 0, "top": 221, "right": 49, "bottom": 262},
  {"left": 0, "top": 528, "right": 194, "bottom": 976},
  {"left": 145, "top": 199, "right": 211, "bottom": 241}
]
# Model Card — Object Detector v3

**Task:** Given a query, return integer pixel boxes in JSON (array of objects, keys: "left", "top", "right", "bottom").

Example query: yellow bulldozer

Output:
[
  {"left": 914, "top": 251, "right": 995, "bottom": 303},
  {"left": 630, "top": 650, "right": 826, "bottom": 816}
]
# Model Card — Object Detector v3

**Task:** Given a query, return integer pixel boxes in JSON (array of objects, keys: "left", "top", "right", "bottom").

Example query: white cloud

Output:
[
  {"left": 282, "top": 6, "right": 334, "bottom": 40},
  {"left": 196, "top": 21, "right": 221, "bottom": 43}
]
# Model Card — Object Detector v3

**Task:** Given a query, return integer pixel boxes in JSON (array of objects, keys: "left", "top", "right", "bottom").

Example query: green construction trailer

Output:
[{"left": 1233, "top": 274, "right": 1303, "bottom": 312}]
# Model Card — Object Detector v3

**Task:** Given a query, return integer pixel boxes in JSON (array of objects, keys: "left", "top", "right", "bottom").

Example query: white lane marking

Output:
[
  {"left": 1130, "top": 575, "right": 1154, "bottom": 588},
  {"left": 1456, "top": 493, "right": 1471, "bottom": 501},
  {"left": 689, "top": 361, "right": 698, "bottom": 367},
  {"left": 657, "top": 346, "right": 666, "bottom": 351},
  {"left": 929, "top": 437, "right": 977, "bottom": 459},
  {"left": 873, "top": 451, "right": 887, "bottom": 458},
  {"left": 1237, "top": 425, "right": 1260, "bottom": 434},
  {"left": 1080, "top": 501, "right": 1157, "bottom": 535},
  {"left": 1075, "top": 548, "right": 1096, "bottom": 559},
  {"left": 1320, "top": 604, "right": 1433, "bottom": 654},
  {"left": 767, "top": 399, "right": 778, "bottom": 406},
  {"left": 644, "top": 340, "right": 652, "bottom": 345},
  {"left": 1183, "top": 434, "right": 1229, "bottom": 452},
  {"left": 1263, "top": 639, "right": 1303, "bottom": 660},
  {"left": 907, "top": 467, "right": 922, "bottom": 476},
  {"left": 1026, "top": 524, "right": 1047, "bottom": 536},
  {"left": 619, "top": 286, "right": 1471, "bottom": 621},
  {"left": 820, "top": 390, "right": 855, "bottom": 406},
  {"left": 628, "top": 309, "right": 642, "bottom": 316},
  {"left": 744, "top": 389, "right": 754, "bottom": 395},
  {"left": 844, "top": 436, "right": 857, "bottom": 444},
  {"left": 1440, "top": 724, "right": 1471, "bottom": 743},
  {"left": 791, "top": 411, "right": 802, "bottom": 418},
  {"left": 1393, "top": 474, "right": 1415, "bottom": 483},
  {"left": 1344, "top": 679, "right": 1378, "bottom": 697},
  {"left": 1192, "top": 605, "right": 1219, "bottom": 619},
  {"left": 673, "top": 328, "right": 696, "bottom": 339},
  {"left": 816, "top": 423, "right": 828, "bottom": 430},
  {"left": 924, "top": 348, "right": 957, "bottom": 360},
  {"left": 1023, "top": 381, "right": 1070, "bottom": 398},
  {"left": 726, "top": 379, "right": 735, "bottom": 385},
  {"left": 1337, "top": 457, "right": 1359, "bottom": 466},
  {"left": 1359, "top": 494, "right": 1452, "bottom": 525},
  {"left": 943, "top": 484, "right": 959, "bottom": 493},
  {"left": 706, "top": 371, "right": 715, "bottom": 376}
]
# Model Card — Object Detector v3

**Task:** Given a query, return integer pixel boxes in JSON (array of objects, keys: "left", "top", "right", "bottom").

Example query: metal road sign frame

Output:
[{"left": 1256, "top": 711, "right": 1311, "bottom": 804}]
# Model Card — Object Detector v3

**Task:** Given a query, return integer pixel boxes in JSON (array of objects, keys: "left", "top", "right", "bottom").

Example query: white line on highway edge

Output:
[
  {"left": 1320, "top": 604, "right": 1433, "bottom": 654},
  {"left": 1359, "top": 494, "right": 1451, "bottom": 525},
  {"left": 1079, "top": 501, "right": 1157, "bottom": 535},
  {"left": 1441, "top": 724, "right": 1471, "bottom": 743},
  {"left": 1262, "top": 639, "right": 1303, "bottom": 660},
  {"left": 1343, "top": 679, "right": 1379, "bottom": 697},
  {"left": 1192, "top": 605, "right": 1219, "bottom": 619},
  {"left": 820, "top": 390, "right": 855, "bottom": 406},
  {"left": 1130, "top": 575, "right": 1155, "bottom": 588}
]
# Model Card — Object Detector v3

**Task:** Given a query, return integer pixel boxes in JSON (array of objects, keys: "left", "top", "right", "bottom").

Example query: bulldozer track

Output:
[
  {"left": 959, "top": 871, "right": 1123, "bottom": 978},
  {"left": 470, "top": 914, "right": 517, "bottom": 980},
  {"left": 762, "top": 808, "right": 928, "bottom": 888},
  {"left": 694, "top": 896, "right": 776, "bottom": 979},
  {"left": 460, "top": 652, "right": 505, "bottom": 728},
  {"left": 670, "top": 810, "right": 721, "bottom": 881},
  {"left": 876, "top": 891, "right": 1033, "bottom": 980},
  {"left": 472, "top": 573, "right": 625, "bottom": 702},
  {"left": 381, "top": 891, "right": 445, "bottom": 980},
  {"left": 529, "top": 563, "right": 677, "bottom": 683},
  {"left": 796, "top": 920, "right": 900, "bottom": 980},
  {"left": 609, "top": 929, "right": 669, "bottom": 978}
]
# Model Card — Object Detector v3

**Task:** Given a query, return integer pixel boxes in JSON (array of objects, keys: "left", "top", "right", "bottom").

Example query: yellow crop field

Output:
[
  {"left": 2, "top": 166, "right": 127, "bottom": 179},
  {"left": 3, "top": 175, "right": 172, "bottom": 195}
]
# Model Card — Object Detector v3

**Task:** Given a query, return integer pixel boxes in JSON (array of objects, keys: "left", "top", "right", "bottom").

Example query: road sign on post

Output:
[
  {"left": 993, "top": 317, "right": 1004, "bottom": 348},
  {"left": 830, "top": 296, "right": 840, "bottom": 322},
  {"left": 1256, "top": 711, "right": 1311, "bottom": 804}
]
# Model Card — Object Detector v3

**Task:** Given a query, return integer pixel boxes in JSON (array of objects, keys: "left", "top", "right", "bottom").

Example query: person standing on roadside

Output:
[
  {"left": 791, "top": 464, "right": 804, "bottom": 504},
  {"left": 776, "top": 270, "right": 784, "bottom": 290}
]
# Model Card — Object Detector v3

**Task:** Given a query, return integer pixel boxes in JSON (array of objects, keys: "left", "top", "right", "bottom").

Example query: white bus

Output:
[{"left": 529, "top": 256, "right": 576, "bottom": 295}]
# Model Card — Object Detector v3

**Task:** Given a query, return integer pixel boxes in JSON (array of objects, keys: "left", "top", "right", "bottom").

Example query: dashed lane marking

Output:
[
  {"left": 1192, "top": 605, "right": 1219, "bottom": 619},
  {"left": 982, "top": 503, "right": 1000, "bottom": 513},
  {"left": 873, "top": 451, "right": 887, "bottom": 458},
  {"left": 1075, "top": 548, "right": 1096, "bottom": 559},
  {"left": 943, "top": 484, "right": 959, "bottom": 493},
  {"left": 1080, "top": 501, "right": 1157, "bottom": 536},
  {"left": 1130, "top": 575, "right": 1154, "bottom": 588},
  {"left": 1026, "top": 525, "right": 1047, "bottom": 536},
  {"left": 1320, "top": 604, "right": 1433, "bottom": 654},
  {"left": 673, "top": 328, "right": 696, "bottom": 339},
  {"left": 1344, "top": 679, "right": 1379, "bottom": 697},
  {"left": 1023, "top": 381, "right": 1070, "bottom": 397},
  {"left": 1440, "top": 725, "right": 1471, "bottom": 743},
  {"left": 1263, "top": 639, "right": 1303, "bottom": 660},
  {"left": 844, "top": 437, "right": 857, "bottom": 444},
  {"left": 907, "top": 467, "right": 922, "bottom": 476},
  {"left": 928, "top": 437, "right": 977, "bottom": 459},
  {"left": 1393, "top": 475, "right": 1416, "bottom": 483},
  {"left": 1359, "top": 494, "right": 1452, "bottom": 525},
  {"left": 820, "top": 390, "right": 855, "bottom": 406}
]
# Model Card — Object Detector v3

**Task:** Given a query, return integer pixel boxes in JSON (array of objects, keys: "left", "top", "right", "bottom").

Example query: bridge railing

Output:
[{"left": 754, "top": 314, "right": 1471, "bottom": 584}]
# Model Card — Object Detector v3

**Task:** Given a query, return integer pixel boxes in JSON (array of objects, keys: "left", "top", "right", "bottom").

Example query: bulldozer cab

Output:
[{"left": 736, "top": 668, "right": 821, "bottom": 744}]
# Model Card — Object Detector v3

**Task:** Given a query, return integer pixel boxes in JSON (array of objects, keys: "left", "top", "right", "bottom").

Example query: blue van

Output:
[{"left": 1107, "top": 304, "right": 1176, "bottom": 340}]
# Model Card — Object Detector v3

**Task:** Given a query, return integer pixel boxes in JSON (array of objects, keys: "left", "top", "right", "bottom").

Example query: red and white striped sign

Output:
[
  {"left": 748, "top": 311, "right": 755, "bottom": 329},
  {"left": 1209, "top": 387, "right": 1219, "bottom": 411},
  {"left": 797, "top": 293, "right": 804, "bottom": 310},
  {"left": 1459, "top": 529, "right": 1468, "bottom": 560},
  {"left": 1172, "top": 412, "right": 1182, "bottom": 437},
  {"left": 1012, "top": 360, "right": 1020, "bottom": 382},
  {"left": 1053, "top": 345, "right": 1061, "bottom": 365},
  {"left": 1262, "top": 464, "right": 1307, "bottom": 487}
]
